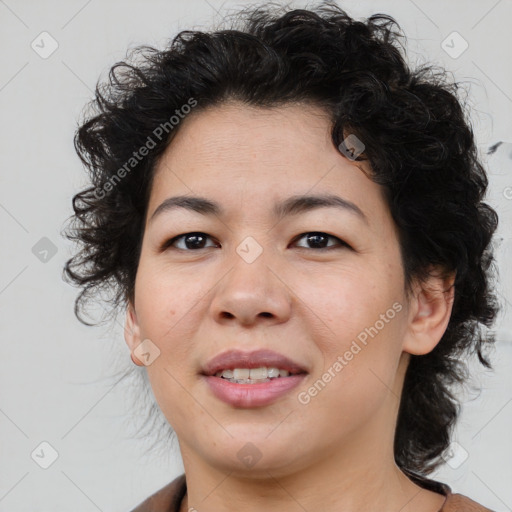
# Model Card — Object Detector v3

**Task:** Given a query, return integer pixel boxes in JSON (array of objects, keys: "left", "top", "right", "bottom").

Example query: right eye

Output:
[{"left": 160, "top": 232, "right": 219, "bottom": 251}]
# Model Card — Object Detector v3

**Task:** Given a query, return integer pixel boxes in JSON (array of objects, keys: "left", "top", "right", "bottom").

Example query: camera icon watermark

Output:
[
  {"left": 442, "top": 441, "right": 469, "bottom": 469},
  {"left": 503, "top": 186, "right": 512, "bottom": 200},
  {"left": 31, "top": 441, "right": 59, "bottom": 469},
  {"left": 441, "top": 32, "right": 469, "bottom": 59},
  {"left": 32, "top": 237, "right": 58, "bottom": 263},
  {"left": 31, "top": 31, "right": 59, "bottom": 59},
  {"left": 236, "top": 236, "right": 263, "bottom": 264},
  {"left": 236, "top": 442, "right": 262, "bottom": 468},
  {"left": 133, "top": 338, "right": 161, "bottom": 366},
  {"left": 338, "top": 134, "right": 365, "bottom": 161}
]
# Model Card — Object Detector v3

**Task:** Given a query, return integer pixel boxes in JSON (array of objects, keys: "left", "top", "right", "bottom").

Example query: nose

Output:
[{"left": 209, "top": 243, "right": 293, "bottom": 327}]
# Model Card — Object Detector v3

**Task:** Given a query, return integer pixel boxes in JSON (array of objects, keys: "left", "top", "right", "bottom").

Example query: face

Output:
[{"left": 126, "top": 101, "right": 433, "bottom": 478}]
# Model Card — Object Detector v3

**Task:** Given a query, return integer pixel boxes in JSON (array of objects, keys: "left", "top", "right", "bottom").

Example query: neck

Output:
[{"left": 178, "top": 434, "right": 445, "bottom": 512}]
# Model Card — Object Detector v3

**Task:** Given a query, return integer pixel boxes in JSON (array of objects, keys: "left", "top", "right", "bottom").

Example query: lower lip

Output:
[{"left": 203, "top": 374, "right": 307, "bottom": 408}]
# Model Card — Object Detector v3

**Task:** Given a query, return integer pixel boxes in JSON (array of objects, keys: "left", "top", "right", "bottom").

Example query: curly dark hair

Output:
[{"left": 63, "top": 1, "right": 500, "bottom": 476}]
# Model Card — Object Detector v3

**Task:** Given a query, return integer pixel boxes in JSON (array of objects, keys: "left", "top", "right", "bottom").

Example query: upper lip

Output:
[{"left": 201, "top": 349, "right": 308, "bottom": 376}]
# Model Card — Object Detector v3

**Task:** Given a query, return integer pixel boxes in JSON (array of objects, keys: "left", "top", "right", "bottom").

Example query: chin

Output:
[{"left": 199, "top": 433, "right": 312, "bottom": 477}]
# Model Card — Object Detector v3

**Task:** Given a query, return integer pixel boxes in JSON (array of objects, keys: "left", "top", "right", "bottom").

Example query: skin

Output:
[{"left": 125, "top": 101, "right": 455, "bottom": 512}]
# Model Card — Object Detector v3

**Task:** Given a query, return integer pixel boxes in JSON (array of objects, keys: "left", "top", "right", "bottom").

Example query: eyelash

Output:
[{"left": 160, "top": 231, "right": 351, "bottom": 252}]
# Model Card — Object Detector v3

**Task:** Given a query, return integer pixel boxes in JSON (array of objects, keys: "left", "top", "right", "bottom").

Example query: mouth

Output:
[
  {"left": 213, "top": 366, "right": 302, "bottom": 384},
  {"left": 200, "top": 349, "right": 308, "bottom": 407}
]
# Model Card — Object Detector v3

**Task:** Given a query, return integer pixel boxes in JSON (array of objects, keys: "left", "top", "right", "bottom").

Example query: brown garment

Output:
[{"left": 129, "top": 470, "right": 495, "bottom": 512}]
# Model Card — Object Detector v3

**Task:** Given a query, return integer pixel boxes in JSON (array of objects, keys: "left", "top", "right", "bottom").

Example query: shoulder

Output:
[
  {"left": 401, "top": 468, "right": 495, "bottom": 512},
  {"left": 128, "top": 473, "right": 187, "bottom": 512},
  {"left": 442, "top": 492, "right": 495, "bottom": 512}
]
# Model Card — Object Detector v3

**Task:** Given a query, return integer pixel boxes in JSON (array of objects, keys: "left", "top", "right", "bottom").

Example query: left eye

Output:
[
  {"left": 291, "top": 232, "right": 349, "bottom": 250},
  {"left": 161, "top": 231, "right": 349, "bottom": 251}
]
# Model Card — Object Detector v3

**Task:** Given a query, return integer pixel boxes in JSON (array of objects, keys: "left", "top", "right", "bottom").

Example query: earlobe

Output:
[{"left": 402, "top": 270, "right": 456, "bottom": 356}]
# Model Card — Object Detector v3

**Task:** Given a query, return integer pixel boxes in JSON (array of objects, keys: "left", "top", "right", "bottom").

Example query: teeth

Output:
[
  {"left": 214, "top": 366, "right": 292, "bottom": 381},
  {"left": 268, "top": 367, "right": 280, "bottom": 378},
  {"left": 249, "top": 367, "right": 267, "bottom": 379},
  {"left": 233, "top": 368, "right": 250, "bottom": 380}
]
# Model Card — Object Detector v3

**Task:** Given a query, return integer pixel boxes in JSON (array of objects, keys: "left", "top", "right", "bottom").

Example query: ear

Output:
[
  {"left": 124, "top": 301, "right": 142, "bottom": 353},
  {"left": 402, "top": 268, "right": 456, "bottom": 356}
]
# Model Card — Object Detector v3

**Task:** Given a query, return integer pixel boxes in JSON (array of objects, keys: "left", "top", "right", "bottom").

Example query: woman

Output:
[{"left": 64, "top": 3, "right": 500, "bottom": 511}]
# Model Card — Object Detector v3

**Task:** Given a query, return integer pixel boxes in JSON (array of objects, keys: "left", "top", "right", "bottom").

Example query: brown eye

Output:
[
  {"left": 161, "top": 231, "right": 350, "bottom": 252},
  {"left": 292, "top": 232, "right": 350, "bottom": 250},
  {"left": 162, "top": 232, "right": 218, "bottom": 251}
]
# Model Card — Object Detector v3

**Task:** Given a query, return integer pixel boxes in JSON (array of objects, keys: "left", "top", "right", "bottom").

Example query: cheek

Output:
[
  {"left": 301, "top": 315, "right": 405, "bottom": 430},
  {"left": 292, "top": 264, "right": 406, "bottom": 385},
  {"left": 134, "top": 260, "right": 205, "bottom": 336},
  {"left": 291, "top": 264, "right": 396, "bottom": 340}
]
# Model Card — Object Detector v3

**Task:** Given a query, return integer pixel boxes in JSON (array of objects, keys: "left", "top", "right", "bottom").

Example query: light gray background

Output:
[{"left": 1, "top": 0, "right": 511, "bottom": 511}]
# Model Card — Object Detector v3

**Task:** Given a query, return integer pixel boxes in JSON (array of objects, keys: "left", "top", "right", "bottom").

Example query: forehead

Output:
[
  {"left": 163, "top": 101, "right": 334, "bottom": 165},
  {"left": 148, "top": 101, "right": 389, "bottom": 226}
]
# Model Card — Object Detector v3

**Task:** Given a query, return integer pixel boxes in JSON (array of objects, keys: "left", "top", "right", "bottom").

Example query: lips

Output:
[
  {"left": 201, "top": 349, "right": 308, "bottom": 376},
  {"left": 200, "top": 349, "right": 309, "bottom": 408}
]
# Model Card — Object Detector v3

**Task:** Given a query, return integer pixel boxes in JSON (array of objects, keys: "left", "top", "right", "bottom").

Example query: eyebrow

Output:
[{"left": 149, "top": 193, "right": 368, "bottom": 225}]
